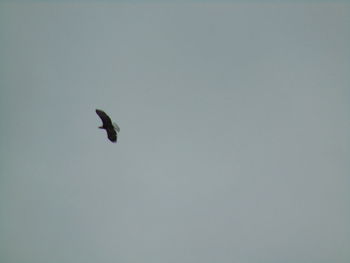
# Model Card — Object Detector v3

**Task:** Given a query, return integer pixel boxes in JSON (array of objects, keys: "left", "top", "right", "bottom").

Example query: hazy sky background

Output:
[{"left": 1, "top": 1, "right": 349, "bottom": 263}]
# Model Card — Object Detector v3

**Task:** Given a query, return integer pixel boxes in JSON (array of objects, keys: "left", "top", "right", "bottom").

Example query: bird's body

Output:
[{"left": 96, "top": 109, "right": 119, "bottom": 143}]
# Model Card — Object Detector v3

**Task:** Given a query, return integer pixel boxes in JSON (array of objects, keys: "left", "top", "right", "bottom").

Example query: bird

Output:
[{"left": 95, "top": 109, "right": 120, "bottom": 143}]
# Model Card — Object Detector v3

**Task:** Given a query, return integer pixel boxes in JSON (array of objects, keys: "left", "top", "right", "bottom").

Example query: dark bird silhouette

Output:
[{"left": 96, "top": 109, "right": 120, "bottom": 143}]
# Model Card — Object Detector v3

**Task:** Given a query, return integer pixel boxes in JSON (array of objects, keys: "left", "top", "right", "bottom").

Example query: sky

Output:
[{"left": 0, "top": 1, "right": 349, "bottom": 263}]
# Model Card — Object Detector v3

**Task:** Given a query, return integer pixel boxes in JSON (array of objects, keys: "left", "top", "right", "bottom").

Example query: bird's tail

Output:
[{"left": 113, "top": 122, "right": 120, "bottom": 132}]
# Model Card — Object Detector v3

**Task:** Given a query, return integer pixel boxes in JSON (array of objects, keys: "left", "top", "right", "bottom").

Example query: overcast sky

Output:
[{"left": 1, "top": 1, "right": 349, "bottom": 263}]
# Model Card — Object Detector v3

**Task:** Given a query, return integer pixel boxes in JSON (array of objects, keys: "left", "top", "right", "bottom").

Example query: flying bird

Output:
[{"left": 96, "top": 109, "right": 120, "bottom": 143}]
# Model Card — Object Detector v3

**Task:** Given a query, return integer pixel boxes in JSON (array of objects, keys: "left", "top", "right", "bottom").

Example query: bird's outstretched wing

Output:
[
  {"left": 96, "top": 109, "right": 113, "bottom": 128},
  {"left": 107, "top": 128, "right": 117, "bottom": 142}
]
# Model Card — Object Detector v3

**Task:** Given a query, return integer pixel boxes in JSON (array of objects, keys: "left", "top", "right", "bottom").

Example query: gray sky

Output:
[{"left": 1, "top": 2, "right": 349, "bottom": 263}]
